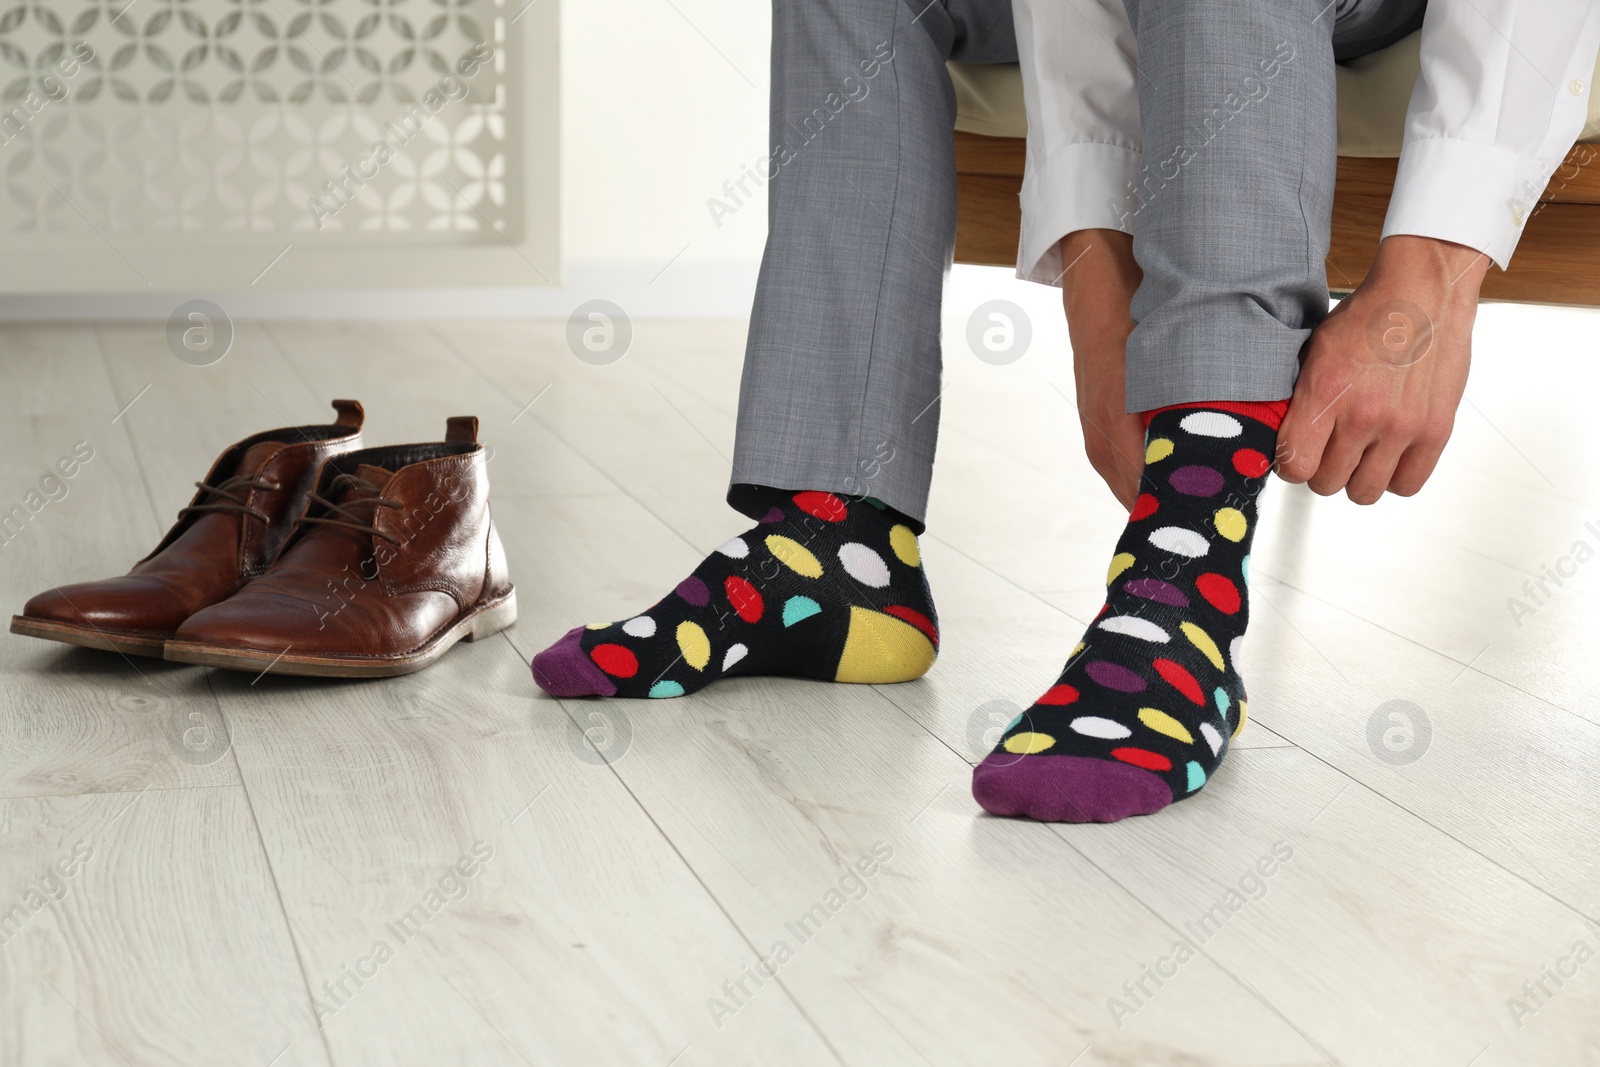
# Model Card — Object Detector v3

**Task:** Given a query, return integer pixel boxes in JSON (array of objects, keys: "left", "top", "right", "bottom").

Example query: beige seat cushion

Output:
[{"left": 951, "top": 31, "right": 1600, "bottom": 153}]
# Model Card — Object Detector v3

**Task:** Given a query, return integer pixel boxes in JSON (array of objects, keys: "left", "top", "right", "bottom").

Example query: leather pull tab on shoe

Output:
[
  {"left": 332, "top": 399, "right": 365, "bottom": 429},
  {"left": 445, "top": 416, "right": 479, "bottom": 445}
]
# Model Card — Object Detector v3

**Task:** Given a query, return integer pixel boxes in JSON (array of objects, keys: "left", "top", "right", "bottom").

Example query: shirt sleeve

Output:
[
  {"left": 1011, "top": 0, "right": 1143, "bottom": 286},
  {"left": 1380, "top": 0, "right": 1600, "bottom": 270}
]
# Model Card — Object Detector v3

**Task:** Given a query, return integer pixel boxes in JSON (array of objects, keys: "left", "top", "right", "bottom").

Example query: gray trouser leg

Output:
[
  {"left": 1119, "top": 0, "right": 1425, "bottom": 412},
  {"left": 729, "top": 0, "right": 1017, "bottom": 529}
]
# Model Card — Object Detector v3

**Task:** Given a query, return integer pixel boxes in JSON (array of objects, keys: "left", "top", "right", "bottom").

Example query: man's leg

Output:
[
  {"left": 532, "top": 0, "right": 1016, "bottom": 700},
  {"left": 731, "top": 0, "right": 1018, "bottom": 528},
  {"left": 974, "top": 0, "right": 1424, "bottom": 821},
  {"left": 1120, "top": 0, "right": 1425, "bottom": 410}
]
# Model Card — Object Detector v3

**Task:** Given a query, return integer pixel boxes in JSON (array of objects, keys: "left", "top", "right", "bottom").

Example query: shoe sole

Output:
[
  {"left": 9, "top": 615, "right": 170, "bottom": 658},
  {"left": 161, "top": 589, "right": 518, "bottom": 679}
]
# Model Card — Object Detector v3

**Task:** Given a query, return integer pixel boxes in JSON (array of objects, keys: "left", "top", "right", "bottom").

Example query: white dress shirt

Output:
[{"left": 1012, "top": 0, "right": 1600, "bottom": 283}]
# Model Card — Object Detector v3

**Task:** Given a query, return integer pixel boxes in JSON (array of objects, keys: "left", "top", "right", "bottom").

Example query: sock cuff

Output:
[
  {"left": 1140, "top": 399, "right": 1289, "bottom": 431},
  {"left": 728, "top": 483, "right": 924, "bottom": 534}
]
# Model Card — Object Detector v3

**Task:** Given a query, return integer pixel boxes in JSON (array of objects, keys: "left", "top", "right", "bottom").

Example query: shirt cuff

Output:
[
  {"left": 1016, "top": 141, "right": 1142, "bottom": 286},
  {"left": 1380, "top": 137, "right": 1527, "bottom": 271}
]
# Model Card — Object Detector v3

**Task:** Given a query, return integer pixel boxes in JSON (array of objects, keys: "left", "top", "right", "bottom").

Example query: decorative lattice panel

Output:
[{"left": 0, "top": 0, "right": 514, "bottom": 237}]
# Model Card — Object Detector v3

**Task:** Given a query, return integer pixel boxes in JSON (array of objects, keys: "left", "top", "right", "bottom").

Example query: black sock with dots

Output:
[
  {"left": 972, "top": 403, "right": 1281, "bottom": 822},
  {"left": 532, "top": 488, "right": 940, "bottom": 698}
]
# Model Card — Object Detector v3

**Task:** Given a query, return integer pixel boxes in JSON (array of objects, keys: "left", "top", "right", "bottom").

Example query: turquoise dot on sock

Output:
[
  {"left": 782, "top": 595, "right": 822, "bottom": 627},
  {"left": 649, "top": 680, "right": 685, "bottom": 698},
  {"left": 1242, "top": 554, "right": 1250, "bottom": 585},
  {"left": 1186, "top": 761, "right": 1206, "bottom": 792},
  {"left": 1214, "top": 687, "right": 1230, "bottom": 718}
]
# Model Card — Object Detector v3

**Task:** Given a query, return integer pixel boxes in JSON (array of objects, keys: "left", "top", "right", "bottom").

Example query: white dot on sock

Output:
[
  {"left": 1070, "top": 716, "right": 1132, "bottom": 739},
  {"left": 722, "top": 643, "right": 748, "bottom": 671},
  {"left": 622, "top": 615, "right": 656, "bottom": 638},
  {"left": 1179, "top": 411, "right": 1243, "bottom": 438},
  {"left": 837, "top": 542, "right": 891, "bottom": 588},
  {"left": 716, "top": 537, "right": 749, "bottom": 559},
  {"left": 1097, "top": 616, "right": 1170, "bottom": 643},
  {"left": 1149, "top": 526, "right": 1210, "bottom": 558}
]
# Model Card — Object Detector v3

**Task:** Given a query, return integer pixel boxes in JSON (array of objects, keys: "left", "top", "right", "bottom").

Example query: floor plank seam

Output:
[
  {"left": 423, "top": 322, "right": 723, "bottom": 558},
  {"left": 545, "top": 691, "right": 854, "bottom": 1067},
  {"left": 1250, "top": 563, "right": 1600, "bottom": 732},
  {"left": 214, "top": 671, "right": 347, "bottom": 1067}
]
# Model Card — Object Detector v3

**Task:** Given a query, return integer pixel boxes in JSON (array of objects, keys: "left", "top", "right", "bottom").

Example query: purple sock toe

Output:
[
  {"left": 972, "top": 754, "right": 1173, "bottom": 823},
  {"left": 531, "top": 626, "right": 618, "bottom": 697}
]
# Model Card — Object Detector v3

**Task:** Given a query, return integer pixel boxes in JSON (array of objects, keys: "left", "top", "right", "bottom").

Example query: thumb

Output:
[{"left": 1275, "top": 380, "right": 1340, "bottom": 483}]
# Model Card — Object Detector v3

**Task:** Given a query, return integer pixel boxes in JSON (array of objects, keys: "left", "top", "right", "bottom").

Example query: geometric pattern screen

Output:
[{"left": 0, "top": 0, "right": 514, "bottom": 239}]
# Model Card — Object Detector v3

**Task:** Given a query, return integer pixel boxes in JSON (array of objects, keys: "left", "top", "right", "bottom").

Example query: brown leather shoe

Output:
[
  {"left": 164, "top": 416, "right": 516, "bottom": 677},
  {"left": 11, "top": 400, "right": 366, "bottom": 656}
]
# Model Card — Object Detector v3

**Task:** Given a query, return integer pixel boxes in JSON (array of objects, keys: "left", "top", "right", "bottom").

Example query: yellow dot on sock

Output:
[
  {"left": 1234, "top": 700, "right": 1249, "bottom": 738},
  {"left": 889, "top": 524, "right": 921, "bottom": 567},
  {"left": 1181, "top": 622, "right": 1226, "bottom": 671},
  {"left": 1146, "top": 438, "right": 1174, "bottom": 463},
  {"left": 765, "top": 534, "right": 823, "bottom": 578},
  {"left": 1003, "top": 731, "right": 1056, "bottom": 755},
  {"left": 1214, "top": 507, "right": 1248, "bottom": 542},
  {"left": 586, "top": 622, "right": 609, "bottom": 630},
  {"left": 677, "top": 620, "right": 711, "bottom": 670},
  {"left": 1138, "top": 707, "right": 1194, "bottom": 744},
  {"left": 1107, "top": 552, "right": 1135, "bottom": 585}
]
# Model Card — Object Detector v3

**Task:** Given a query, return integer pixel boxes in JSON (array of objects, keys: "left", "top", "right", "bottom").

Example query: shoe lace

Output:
[
  {"left": 295, "top": 474, "right": 402, "bottom": 545},
  {"left": 179, "top": 472, "right": 283, "bottom": 524}
]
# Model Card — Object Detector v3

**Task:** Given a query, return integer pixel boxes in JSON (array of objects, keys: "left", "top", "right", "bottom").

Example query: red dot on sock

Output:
[
  {"left": 793, "top": 490, "right": 848, "bottom": 522},
  {"left": 1037, "top": 683, "right": 1079, "bottom": 706},
  {"left": 1130, "top": 493, "right": 1159, "bottom": 521},
  {"left": 1232, "top": 448, "right": 1271, "bottom": 478},
  {"left": 1152, "top": 658, "right": 1205, "bottom": 705},
  {"left": 724, "top": 575, "right": 764, "bottom": 623},
  {"left": 590, "top": 643, "right": 638, "bottom": 678},
  {"left": 883, "top": 604, "right": 938, "bottom": 645},
  {"left": 1195, "top": 572, "right": 1242, "bottom": 614},
  {"left": 1112, "top": 746, "right": 1172, "bottom": 771}
]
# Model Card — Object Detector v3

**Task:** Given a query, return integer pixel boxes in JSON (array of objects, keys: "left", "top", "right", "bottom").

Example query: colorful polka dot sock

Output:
[
  {"left": 531, "top": 489, "right": 939, "bottom": 699},
  {"left": 972, "top": 400, "right": 1285, "bottom": 823}
]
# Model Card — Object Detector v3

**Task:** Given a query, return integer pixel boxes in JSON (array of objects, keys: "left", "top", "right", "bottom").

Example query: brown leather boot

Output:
[
  {"left": 10, "top": 400, "right": 366, "bottom": 656},
  {"left": 164, "top": 416, "right": 516, "bottom": 678}
]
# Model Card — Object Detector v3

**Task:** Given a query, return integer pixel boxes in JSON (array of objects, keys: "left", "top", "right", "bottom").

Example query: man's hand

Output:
[
  {"left": 1060, "top": 229, "right": 1146, "bottom": 510},
  {"left": 1276, "top": 235, "right": 1490, "bottom": 504}
]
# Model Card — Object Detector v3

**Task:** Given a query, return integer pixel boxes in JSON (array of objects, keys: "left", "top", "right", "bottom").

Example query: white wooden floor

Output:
[{"left": 2, "top": 305, "right": 1599, "bottom": 1066}]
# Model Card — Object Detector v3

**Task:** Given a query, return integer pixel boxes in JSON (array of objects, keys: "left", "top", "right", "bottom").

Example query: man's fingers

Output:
[
  {"left": 1275, "top": 380, "right": 1344, "bottom": 483},
  {"left": 1114, "top": 458, "right": 1141, "bottom": 511},
  {"left": 1344, "top": 439, "right": 1406, "bottom": 505},
  {"left": 1389, "top": 438, "right": 1447, "bottom": 497},
  {"left": 1087, "top": 441, "right": 1142, "bottom": 511},
  {"left": 1080, "top": 411, "right": 1147, "bottom": 510},
  {"left": 1306, "top": 422, "right": 1367, "bottom": 497}
]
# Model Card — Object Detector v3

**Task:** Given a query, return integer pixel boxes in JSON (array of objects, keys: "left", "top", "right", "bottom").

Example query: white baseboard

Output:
[{"left": 0, "top": 260, "right": 763, "bottom": 321}]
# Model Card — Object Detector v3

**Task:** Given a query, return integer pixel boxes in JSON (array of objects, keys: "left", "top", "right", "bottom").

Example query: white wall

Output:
[
  {"left": 537, "top": 0, "right": 772, "bottom": 318},
  {"left": 563, "top": 0, "right": 772, "bottom": 270}
]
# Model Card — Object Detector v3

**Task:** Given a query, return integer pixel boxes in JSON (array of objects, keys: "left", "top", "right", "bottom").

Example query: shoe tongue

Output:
[
  {"left": 328, "top": 462, "right": 395, "bottom": 515},
  {"left": 235, "top": 440, "right": 286, "bottom": 477},
  {"left": 346, "top": 464, "right": 394, "bottom": 498},
  {"left": 171, "top": 440, "right": 287, "bottom": 547}
]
